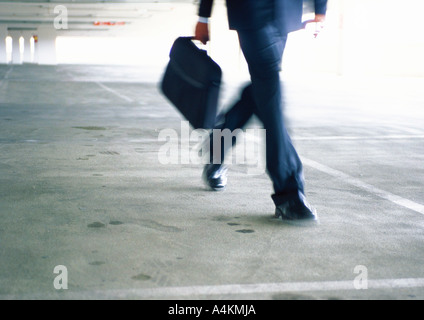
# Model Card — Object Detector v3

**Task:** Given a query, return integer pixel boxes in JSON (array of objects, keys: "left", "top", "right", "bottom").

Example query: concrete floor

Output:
[{"left": 0, "top": 64, "right": 423, "bottom": 300}]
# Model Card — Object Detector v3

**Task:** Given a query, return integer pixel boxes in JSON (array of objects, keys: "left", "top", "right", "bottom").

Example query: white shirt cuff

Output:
[{"left": 198, "top": 17, "right": 209, "bottom": 24}]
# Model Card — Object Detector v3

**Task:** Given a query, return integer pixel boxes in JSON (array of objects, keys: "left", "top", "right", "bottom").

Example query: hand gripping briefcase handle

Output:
[{"left": 160, "top": 36, "right": 222, "bottom": 130}]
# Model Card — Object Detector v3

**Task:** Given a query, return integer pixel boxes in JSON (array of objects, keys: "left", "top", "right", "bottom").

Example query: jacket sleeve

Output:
[
  {"left": 314, "top": 0, "right": 328, "bottom": 15},
  {"left": 198, "top": 0, "right": 214, "bottom": 18}
]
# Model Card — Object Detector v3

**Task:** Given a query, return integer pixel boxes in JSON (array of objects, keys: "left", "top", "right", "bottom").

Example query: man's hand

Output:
[
  {"left": 303, "top": 14, "right": 326, "bottom": 38},
  {"left": 313, "top": 14, "right": 326, "bottom": 23},
  {"left": 195, "top": 21, "right": 210, "bottom": 44}
]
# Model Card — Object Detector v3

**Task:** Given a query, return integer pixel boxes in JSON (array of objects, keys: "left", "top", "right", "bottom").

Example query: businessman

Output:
[{"left": 195, "top": 0, "right": 327, "bottom": 223}]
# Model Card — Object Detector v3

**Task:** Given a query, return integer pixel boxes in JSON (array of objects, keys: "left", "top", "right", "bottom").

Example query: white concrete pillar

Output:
[
  {"left": 36, "top": 27, "right": 57, "bottom": 65},
  {"left": 32, "top": 34, "right": 39, "bottom": 64},
  {"left": 9, "top": 31, "right": 23, "bottom": 64},
  {"left": 0, "top": 25, "right": 7, "bottom": 64},
  {"left": 22, "top": 33, "right": 33, "bottom": 63}
]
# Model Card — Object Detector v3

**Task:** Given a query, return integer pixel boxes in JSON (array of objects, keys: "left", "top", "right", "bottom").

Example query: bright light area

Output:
[
  {"left": 5, "top": 36, "right": 12, "bottom": 63},
  {"left": 56, "top": 36, "right": 171, "bottom": 67},
  {"left": 54, "top": 0, "right": 424, "bottom": 79},
  {"left": 2, "top": 0, "right": 423, "bottom": 79},
  {"left": 4, "top": 35, "right": 35, "bottom": 63}
]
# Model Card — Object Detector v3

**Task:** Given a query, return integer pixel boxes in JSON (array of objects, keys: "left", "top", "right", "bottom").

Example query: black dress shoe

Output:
[
  {"left": 275, "top": 196, "right": 318, "bottom": 224},
  {"left": 202, "top": 164, "right": 228, "bottom": 191}
]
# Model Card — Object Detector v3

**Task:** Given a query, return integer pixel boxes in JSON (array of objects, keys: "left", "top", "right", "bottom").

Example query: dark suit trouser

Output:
[{"left": 211, "top": 22, "right": 305, "bottom": 206}]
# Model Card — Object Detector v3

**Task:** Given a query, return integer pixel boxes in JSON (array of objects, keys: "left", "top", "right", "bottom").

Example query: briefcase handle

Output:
[{"left": 185, "top": 36, "right": 212, "bottom": 54}]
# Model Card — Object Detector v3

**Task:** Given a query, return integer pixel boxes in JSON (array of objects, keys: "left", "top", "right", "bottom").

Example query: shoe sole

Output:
[
  {"left": 207, "top": 185, "right": 226, "bottom": 192},
  {"left": 202, "top": 175, "right": 227, "bottom": 192},
  {"left": 275, "top": 211, "right": 320, "bottom": 227}
]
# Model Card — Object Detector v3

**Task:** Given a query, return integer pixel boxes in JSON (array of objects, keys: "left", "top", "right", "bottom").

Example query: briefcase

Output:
[{"left": 160, "top": 37, "right": 222, "bottom": 129}]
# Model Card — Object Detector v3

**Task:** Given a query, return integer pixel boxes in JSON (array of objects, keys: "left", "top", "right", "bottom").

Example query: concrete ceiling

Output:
[{"left": 0, "top": 1, "right": 199, "bottom": 35}]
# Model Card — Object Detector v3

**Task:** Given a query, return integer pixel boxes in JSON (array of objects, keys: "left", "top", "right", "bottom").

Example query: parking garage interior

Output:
[{"left": 0, "top": 0, "right": 423, "bottom": 300}]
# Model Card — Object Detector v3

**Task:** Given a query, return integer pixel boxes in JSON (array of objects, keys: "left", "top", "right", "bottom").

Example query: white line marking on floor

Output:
[
  {"left": 295, "top": 134, "right": 424, "bottom": 141},
  {"left": 96, "top": 81, "right": 134, "bottom": 103},
  {"left": 93, "top": 278, "right": 424, "bottom": 299},
  {"left": 2, "top": 278, "right": 423, "bottom": 299},
  {"left": 385, "top": 124, "right": 424, "bottom": 135},
  {"left": 302, "top": 157, "right": 424, "bottom": 215},
  {"left": 0, "top": 66, "right": 13, "bottom": 88}
]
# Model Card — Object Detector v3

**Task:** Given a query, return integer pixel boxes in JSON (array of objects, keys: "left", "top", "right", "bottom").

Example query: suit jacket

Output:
[{"left": 199, "top": 0, "right": 327, "bottom": 33}]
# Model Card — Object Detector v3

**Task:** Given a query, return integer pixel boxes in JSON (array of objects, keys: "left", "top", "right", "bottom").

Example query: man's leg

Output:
[
  {"left": 205, "top": 24, "right": 304, "bottom": 201},
  {"left": 203, "top": 85, "right": 256, "bottom": 190},
  {"left": 210, "top": 84, "right": 256, "bottom": 164},
  {"left": 237, "top": 24, "right": 304, "bottom": 199},
  {"left": 237, "top": 23, "right": 317, "bottom": 221}
]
